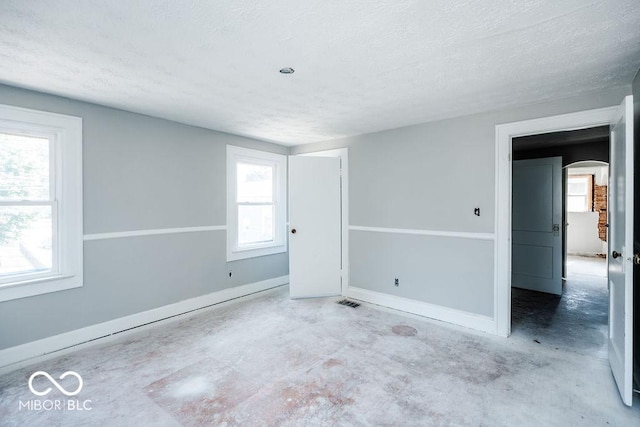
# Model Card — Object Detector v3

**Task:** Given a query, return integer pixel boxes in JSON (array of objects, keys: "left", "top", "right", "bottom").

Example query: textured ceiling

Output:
[{"left": 1, "top": 1, "right": 639, "bottom": 146}]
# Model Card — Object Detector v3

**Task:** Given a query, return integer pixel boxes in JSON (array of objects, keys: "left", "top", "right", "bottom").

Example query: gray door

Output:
[{"left": 512, "top": 157, "right": 563, "bottom": 295}]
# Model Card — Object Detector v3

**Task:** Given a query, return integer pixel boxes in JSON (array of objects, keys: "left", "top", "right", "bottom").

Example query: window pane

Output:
[
  {"left": 567, "top": 178, "right": 587, "bottom": 195},
  {"left": 0, "top": 205, "right": 53, "bottom": 277},
  {"left": 237, "top": 162, "right": 273, "bottom": 203},
  {"left": 0, "top": 133, "right": 50, "bottom": 200},
  {"left": 238, "top": 205, "right": 274, "bottom": 245},
  {"left": 567, "top": 195, "right": 587, "bottom": 212}
]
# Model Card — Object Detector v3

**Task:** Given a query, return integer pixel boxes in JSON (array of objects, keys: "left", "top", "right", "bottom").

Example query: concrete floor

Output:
[
  {"left": 1, "top": 266, "right": 639, "bottom": 425},
  {"left": 511, "top": 255, "right": 609, "bottom": 358},
  {"left": 566, "top": 254, "right": 607, "bottom": 278}
]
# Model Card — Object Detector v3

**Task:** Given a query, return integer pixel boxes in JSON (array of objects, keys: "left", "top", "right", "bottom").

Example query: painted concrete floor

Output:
[
  {"left": 566, "top": 254, "right": 607, "bottom": 279},
  {"left": 512, "top": 255, "right": 609, "bottom": 359},
  {"left": 1, "top": 273, "right": 639, "bottom": 426}
]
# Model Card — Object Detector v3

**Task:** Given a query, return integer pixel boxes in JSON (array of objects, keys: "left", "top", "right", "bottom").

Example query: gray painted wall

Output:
[
  {"left": 0, "top": 81, "right": 632, "bottom": 350},
  {"left": 0, "top": 84, "right": 289, "bottom": 350},
  {"left": 292, "top": 86, "right": 630, "bottom": 318},
  {"left": 351, "top": 232, "right": 494, "bottom": 316}
]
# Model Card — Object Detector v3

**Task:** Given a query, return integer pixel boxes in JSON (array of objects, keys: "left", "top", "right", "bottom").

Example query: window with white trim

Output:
[
  {"left": 567, "top": 175, "right": 593, "bottom": 213},
  {"left": 227, "top": 146, "right": 286, "bottom": 261},
  {"left": 0, "top": 104, "right": 83, "bottom": 302}
]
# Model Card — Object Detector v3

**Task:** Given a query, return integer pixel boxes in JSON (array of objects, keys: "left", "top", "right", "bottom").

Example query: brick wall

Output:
[{"left": 594, "top": 184, "right": 607, "bottom": 241}]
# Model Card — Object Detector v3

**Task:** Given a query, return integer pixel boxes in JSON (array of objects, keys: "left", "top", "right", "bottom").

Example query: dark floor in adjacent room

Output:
[
  {"left": 511, "top": 255, "right": 608, "bottom": 358},
  {"left": 1, "top": 259, "right": 639, "bottom": 426}
]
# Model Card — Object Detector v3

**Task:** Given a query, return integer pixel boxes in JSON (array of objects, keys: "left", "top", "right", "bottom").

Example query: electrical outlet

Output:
[{"left": 394, "top": 278, "right": 399, "bottom": 286}]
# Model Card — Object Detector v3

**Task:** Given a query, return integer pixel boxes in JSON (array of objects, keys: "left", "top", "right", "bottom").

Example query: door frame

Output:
[
  {"left": 495, "top": 106, "right": 618, "bottom": 336},
  {"left": 298, "top": 148, "right": 349, "bottom": 295},
  {"left": 564, "top": 160, "right": 609, "bottom": 265}
]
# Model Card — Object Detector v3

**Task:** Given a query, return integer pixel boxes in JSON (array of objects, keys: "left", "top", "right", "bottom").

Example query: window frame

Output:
[
  {"left": 0, "top": 104, "right": 83, "bottom": 302},
  {"left": 567, "top": 174, "right": 594, "bottom": 213},
  {"left": 226, "top": 145, "right": 286, "bottom": 261}
]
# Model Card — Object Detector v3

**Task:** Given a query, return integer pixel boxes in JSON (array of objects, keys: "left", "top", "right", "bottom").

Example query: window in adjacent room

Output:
[
  {"left": 227, "top": 146, "right": 286, "bottom": 261},
  {"left": 567, "top": 174, "right": 593, "bottom": 212},
  {"left": 0, "top": 104, "right": 83, "bottom": 301}
]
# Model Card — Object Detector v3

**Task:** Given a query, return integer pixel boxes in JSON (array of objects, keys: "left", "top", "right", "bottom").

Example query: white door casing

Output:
[
  {"left": 512, "top": 157, "right": 563, "bottom": 295},
  {"left": 495, "top": 105, "right": 617, "bottom": 337},
  {"left": 496, "top": 101, "right": 634, "bottom": 405},
  {"left": 289, "top": 156, "right": 342, "bottom": 298},
  {"left": 608, "top": 95, "right": 634, "bottom": 407}
]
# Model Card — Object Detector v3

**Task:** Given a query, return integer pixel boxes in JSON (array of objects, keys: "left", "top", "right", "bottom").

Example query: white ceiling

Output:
[{"left": 1, "top": 1, "right": 639, "bottom": 146}]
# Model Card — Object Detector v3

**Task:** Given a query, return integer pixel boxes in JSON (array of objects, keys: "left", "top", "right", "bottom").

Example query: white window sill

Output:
[
  {"left": 0, "top": 274, "right": 82, "bottom": 302},
  {"left": 227, "top": 244, "right": 287, "bottom": 262}
]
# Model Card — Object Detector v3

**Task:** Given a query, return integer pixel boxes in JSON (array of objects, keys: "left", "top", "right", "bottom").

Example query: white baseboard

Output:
[
  {"left": 0, "top": 276, "right": 289, "bottom": 371},
  {"left": 346, "top": 286, "right": 496, "bottom": 334},
  {"left": 567, "top": 252, "right": 605, "bottom": 258}
]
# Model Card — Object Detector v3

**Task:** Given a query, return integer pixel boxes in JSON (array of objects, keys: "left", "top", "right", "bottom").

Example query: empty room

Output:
[{"left": 1, "top": 1, "right": 640, "bottom": 426}]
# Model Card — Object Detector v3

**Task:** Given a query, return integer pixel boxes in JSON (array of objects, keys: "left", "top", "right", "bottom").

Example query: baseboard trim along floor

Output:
[
  {"left": 0, "top": 276, "right": 289, "bottom": 372},
  {"left": 346, "top": 286, "right": 496, "bottom": 334}
]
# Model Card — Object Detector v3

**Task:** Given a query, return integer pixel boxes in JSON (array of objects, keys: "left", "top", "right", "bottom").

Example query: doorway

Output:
[
  {"left": 494, "top": 106, "right": 617, "bottom": 336},
  {"left": 566, "top": 161, "right": 609, "bottom": 283},
  {"left": 495, "top": 98, "right": 635, "bottom": 405},
  {"left": 566, "top": 162, "right": 608, "bottom": 259},
  {"left": 510, "top": 138, "right": 610, "bottom": 356}
]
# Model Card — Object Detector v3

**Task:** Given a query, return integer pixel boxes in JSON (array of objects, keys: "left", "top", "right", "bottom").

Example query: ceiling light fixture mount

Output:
[{"left": 279, "top": 67, "right": 295, "bottom": 74}]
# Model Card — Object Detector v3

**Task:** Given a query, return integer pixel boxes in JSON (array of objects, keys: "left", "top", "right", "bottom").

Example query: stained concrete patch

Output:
[
  {"left": 392, "top": 325, "right": 417, "bottom": 336},
  {"left": 145, "top": 356, "right": 357, "bottom": 425},
  {"left": 322, "top": 358, "right": 343, "bottom": 368},
  {"left": 146, "top": 365, "right": 256, "bottom": 426}
]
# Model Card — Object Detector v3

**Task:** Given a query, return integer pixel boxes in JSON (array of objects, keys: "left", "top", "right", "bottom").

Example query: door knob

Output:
[
  {"left": 291, "top": 229, "right": 297, "bottom": 234},
  {"left": 634, "top": 253, "right": 640, "bottom": 265},
  {"left": 612, "top": 250, "right": 622, "bottom": 259}
]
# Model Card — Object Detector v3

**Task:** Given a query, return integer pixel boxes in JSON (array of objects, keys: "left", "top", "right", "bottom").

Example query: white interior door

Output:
[
  {"left": 512, "top": 157, "right": 563, "bottom": 295},
  {"left": 608, "top": 95, "right": 634, "bottom": 406},
  {"left": 289, "top": 156, "right": 341, "bottom": 298}
]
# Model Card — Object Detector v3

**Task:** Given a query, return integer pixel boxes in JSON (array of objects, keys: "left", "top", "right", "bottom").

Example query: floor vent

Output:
[{"left": 336, "top": 299, "right": 360, "bottom": 308}]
